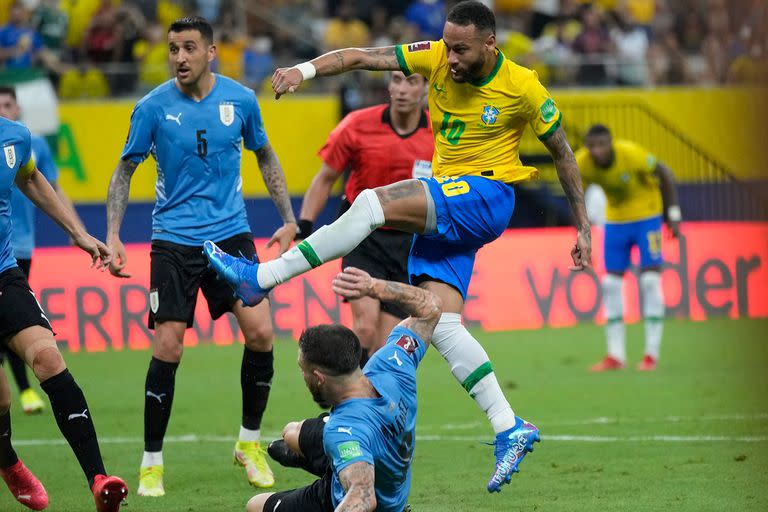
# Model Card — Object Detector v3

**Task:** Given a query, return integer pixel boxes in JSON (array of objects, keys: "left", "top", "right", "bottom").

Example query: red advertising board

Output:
[{"left": 27, "top": 222, "right": 767, "bottom": 352}]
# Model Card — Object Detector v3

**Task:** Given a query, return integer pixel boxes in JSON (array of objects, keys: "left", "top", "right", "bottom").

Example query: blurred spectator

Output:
[
  {"left": 215, "top": 31, "right": 247, "bottom": 81},
  {"left": 82, "top": 0, "right": 118, "bottom": 64},
  {"left": 134, "top": 23, "right": 167, "bottom": 90},
  {"left": 31, "top": 0, "right": 68, "bottom": 59},
  {"left": 243, "top": 36, "right": 274, "bottom": 90},
  {"left": 0, "top": 2, "right": 43, "bottom": 69},
  {"left": 63, "top": 0, "right": 102, "bottom": 50},
  {"left": 110, "top": 4, "right": 145, "bottom": 95},
  {"left": 609, "top": 5, "right": 649, "bottom": 86},
  {"left": 702, "top": 0, "right": 733, "bottom": 83},
  {"left": 323, "top": 0, "right": 370, "bottom": 51},
  {"left": 404, "top": 0, "right": 445, "bottom": 40},
  {"left": 647, "top": 28, "right": 689, "bottom": 85},
  {"left": 728, "top": 27, "right": 768, "bottom": 85},
  {"left": 572, "top": 4, "right": 612, "bottom": 85}
]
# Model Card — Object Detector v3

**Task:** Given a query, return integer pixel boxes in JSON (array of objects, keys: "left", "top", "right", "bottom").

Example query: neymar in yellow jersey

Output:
[
  {"left": 205, "top": 1, "right": 592, "bottom": 496},
  {"left": 575, "top": 124, "right": 681, "bottom": 373}
]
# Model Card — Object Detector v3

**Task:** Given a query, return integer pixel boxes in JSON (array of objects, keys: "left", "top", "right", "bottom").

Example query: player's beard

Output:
[
  {"left": 309, "top": 381, "right": 332, "bottom": 409},
  {"left": 451, "top": 56, "right": 486, "bottom": 83}
]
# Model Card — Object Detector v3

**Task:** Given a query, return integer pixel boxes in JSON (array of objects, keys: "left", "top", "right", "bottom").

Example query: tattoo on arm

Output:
[
  {"left": 544, "top": 127, "right": 590, "bottom": 232},
  {"left": 255, "top": 142, "right": 297, "bottom": 224},
  {"left": 106, "top": 159, "right": 138, "bottom": 238},
  {"left": 370, "top": 279, "right": 441, "bottom": 342},
  {"left": 314, "top": 46, "right": 400, "bottom": 76},
  {"left": 336, "top": 462, "right": 376, "bottom": 512}
]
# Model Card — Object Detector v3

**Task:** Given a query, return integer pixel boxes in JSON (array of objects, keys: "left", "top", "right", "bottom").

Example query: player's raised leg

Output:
[
  {"left": 232, "top": 300, "right": 276, "bottom": 488},
  {"left": 204, "top": 179, "right": 428, "bottom": 305},
  {"left": 9, "top": 326, "right": 127, "bottom": 510},
  {"left": 0, "top": 366, "right": 48, "bottom": 510},
  {"left": 139, "top": 320, "right": 184, "bottom": 497}
]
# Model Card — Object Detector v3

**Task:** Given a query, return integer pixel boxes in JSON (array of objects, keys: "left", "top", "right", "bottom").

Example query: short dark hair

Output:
[
  {"left": 586, "top": 124, "right": 611, "bottom": 138},
  {"left": 0, "top": 86, "right": 17, "bottom": 100},
  {"left": 299, "top": 324, "right": 362, "bottom": 376},
  {"left": 168, "top": 16, "right": 214, "bottom": 44},
  {"left": 446, "top": 1, "right": 496, "bottom": 35}
]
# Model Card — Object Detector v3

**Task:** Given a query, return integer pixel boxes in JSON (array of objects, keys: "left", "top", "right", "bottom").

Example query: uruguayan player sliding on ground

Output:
[
  {"left": 106, "top": 16, "right": 297, "bottom": 497},
  {"left": 205, "top": 1, "right": 591, "bottom": 492}
]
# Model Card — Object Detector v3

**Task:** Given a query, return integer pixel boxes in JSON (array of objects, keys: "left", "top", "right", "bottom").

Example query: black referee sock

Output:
[
  {"left": 7, "top": 350, "right": 31, "bottom": 392},
  {"left": 40, "top": 369, "right": 105, "bottom": 486},
  {"left": 144, "top": 357, "right": 179, "bottom": 452},
  {"left": 0, "top": 410, "right": 19, "bottom": 470},
  {"left": 241, "top": 348, "right": 273, "bottom": 431}
]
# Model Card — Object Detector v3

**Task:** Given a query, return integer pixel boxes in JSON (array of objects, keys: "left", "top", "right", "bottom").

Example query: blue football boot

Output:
[
  {"left": 203, "top": 240, "right": 270, "bottom": 306},
  {"left": 487, "top": 417, "right": 540, "bottom": 493}
]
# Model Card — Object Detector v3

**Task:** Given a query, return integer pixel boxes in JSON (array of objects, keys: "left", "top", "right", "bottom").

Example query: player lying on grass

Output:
[
  {"left": 205, "top": 0, "right": 585, "bottom": 492},
  {"left": 0, "top": 116, "right": 127, "bottom": 511}
]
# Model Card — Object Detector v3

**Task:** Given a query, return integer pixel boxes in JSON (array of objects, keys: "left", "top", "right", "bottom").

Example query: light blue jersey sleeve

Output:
[
  {"left": 121, "top": 101, "right": 156, "bottom": 163},
  {"left": 242, "top": 91, "right": 268, "bottom": 151},
  {"left": 31, "top": 136, "right": 58, "bottom": 183},
  {"left": 324, "top": 418, "right": 375, "bottom": 474},
  {"left": 364, "top": 325, "right": 428, "bottom": 389}
]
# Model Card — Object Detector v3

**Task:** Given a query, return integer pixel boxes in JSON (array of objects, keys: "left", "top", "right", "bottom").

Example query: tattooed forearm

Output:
[
  {"left": 336, "top": 462, "right": 377, "bottom": 512},
  {"left": 106, "top": 159, "right": 138, "bottom": 239},
  {"left": 370, "top": 278, "right": 441, "bottom": 342},
  {"left": 544, "top": 127, "right": 590, "bottom": 232},
  {"left": 312, "top": 46, "right": 400, "bottom": 76},
  {"left": 255, "top": 143, "right": 297, "bottom": 224}
]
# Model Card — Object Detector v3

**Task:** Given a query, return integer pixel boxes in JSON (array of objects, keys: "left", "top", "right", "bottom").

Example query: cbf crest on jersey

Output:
[
  {"left": 219, "top": 102, "right": 235, "bottom": 126},
  {"left": 4, "top": 145, "right": 15, "bottom": 168},
  {"left": 481, "top": 105, "right": 500, "bottom": 125}
]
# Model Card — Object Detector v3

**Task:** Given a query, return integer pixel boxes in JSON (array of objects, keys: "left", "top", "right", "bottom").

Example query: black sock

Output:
[
  {"left": 40, "top": 369, "right": 105, "bottom": 487},
  {"left": 0, "top": 411, "right": 18, "bottom": 470},
  {"left": 241, "top": 348, "right": 273, "bottom": 431},
  {"left": 144, "top": 357, "right": 179, "bottom": 452},
  {"left": 7, "top": 350, "right": 31, "bottom": 392},
  {"left": 359, "top": 348, "right": 370, "bottom": 369}
]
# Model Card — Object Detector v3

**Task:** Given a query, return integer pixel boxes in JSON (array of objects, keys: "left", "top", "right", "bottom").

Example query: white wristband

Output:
[
  {"left": 293, "top": 62, "right": 316, "bottom": 81},
  {"left": 667, "top": 205, "right": 682, "bottom": 222}
]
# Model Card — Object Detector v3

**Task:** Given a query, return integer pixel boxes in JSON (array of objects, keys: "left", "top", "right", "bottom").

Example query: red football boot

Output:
[
  {"left": 589, "top": 355, "right": 625, "bottom": 372},
  {"left": 0, "top": 459, "right": 49, "bottom": 510},
  {"left": 637, "top": 355, "right": 658, "bottom": 371},
  {"left": 92, "top": 474, "right": 128, "bottom": 512}
]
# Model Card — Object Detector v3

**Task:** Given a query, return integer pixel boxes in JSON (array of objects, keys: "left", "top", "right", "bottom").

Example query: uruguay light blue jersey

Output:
[
  {"left": 0, "top": 118, "right": 34, "bottom": 273},
  {"left": 324, "top": 326, "right": 428, "bottom": 511},
  {"left": 10, "top": 135, "right": 58, "bottom": 259},
  {"left": 121, "top": 75, "right": 268, "bottom": 245}
]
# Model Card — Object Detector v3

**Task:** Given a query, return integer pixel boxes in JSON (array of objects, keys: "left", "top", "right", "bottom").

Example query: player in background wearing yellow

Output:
[
  {"left": 576, "top": 124, "right": 680, "bottom": 372},
  {"left": 205, "top": 1, "right": 591, "bottom": 493}
]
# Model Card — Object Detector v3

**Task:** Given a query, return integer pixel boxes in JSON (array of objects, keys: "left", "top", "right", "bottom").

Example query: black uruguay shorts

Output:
[
  {"left": 0, "top": 266, "right": 53, "bottom": 345},
  {"left": 148, "top": 232, "right": 259, "bottom": 329}
]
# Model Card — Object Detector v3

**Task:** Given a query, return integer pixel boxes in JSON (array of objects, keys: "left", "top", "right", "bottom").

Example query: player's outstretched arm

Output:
[
  {"left": 15, "top": 168, "right": 111, "bottom": 269},
  {"left": 543, "top": 126, "right": 593, "bottom": 271},
  {"left": 272, "top": 46, "right": 400, "bottom": 99},
  {"left": 254, "top": 142, "right": 298, "bottom": 253},
  {"left": 332, "top": 267, "right": 442, "bottom": 344},
  {"left": 105, "top": 158, "right": 139, "bottom": 278},
  {"left": 335, "top": 461, "right": 377, "bottom": 512},
  {"left": 296, "top": 162, "right": 341, "bottom": 239},
  {"left": 654, "top": 162, "right": 681, "bottom": 238}
]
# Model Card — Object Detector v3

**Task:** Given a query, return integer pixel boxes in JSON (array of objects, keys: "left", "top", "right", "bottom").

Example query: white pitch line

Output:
[{"left": 13, "top": 432, "right": 768, "bottom": 447}]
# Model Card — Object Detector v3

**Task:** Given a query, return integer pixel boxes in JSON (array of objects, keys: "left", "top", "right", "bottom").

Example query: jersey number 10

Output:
[{"left": 440, "top": 113, "right": 465, "bottom": 146}]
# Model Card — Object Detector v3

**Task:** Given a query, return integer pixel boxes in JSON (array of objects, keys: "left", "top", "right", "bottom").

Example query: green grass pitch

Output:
[{"left": 4, "top": 318, "right": 767, "bottom": 511}]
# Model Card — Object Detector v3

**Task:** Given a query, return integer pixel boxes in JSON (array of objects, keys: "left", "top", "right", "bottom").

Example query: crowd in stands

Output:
[{"left": 0, "top": 0, "right": 765, "bottom": 99}]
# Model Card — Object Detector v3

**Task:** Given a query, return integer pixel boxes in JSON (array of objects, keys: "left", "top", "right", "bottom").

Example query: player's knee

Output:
[
  {"left": 31, "top": 346, "right": 66, "bottom": 382},
  {"left": 282, "top": 420, "right": 303, "bottom": 453},
  {"left": 243, "top": 323, "right": 274, "bottom": 350},
  {"left": 246, "top": 492, "right": 273, "bottom": 512}
]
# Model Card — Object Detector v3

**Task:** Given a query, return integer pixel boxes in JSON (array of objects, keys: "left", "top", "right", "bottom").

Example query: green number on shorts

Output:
[{"left": 440, "top": 112, "right": 465, "bottom": 146}]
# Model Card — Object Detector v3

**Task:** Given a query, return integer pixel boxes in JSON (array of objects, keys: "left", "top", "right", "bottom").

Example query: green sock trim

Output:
[
  {"left": 462, "top": 361, "right": 494, "bottom": 393},
  {"left": 606, "top": 317, "right": 624, "bottom": 325},
  {"left": 297, "top": 240, "right": 322, "bottom": 269},
  {"left": 644, "top": 316, "right": 664, "bottom": 322}
]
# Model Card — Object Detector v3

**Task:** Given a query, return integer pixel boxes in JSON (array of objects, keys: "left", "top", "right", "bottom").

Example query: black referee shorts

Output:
[
  {"left": 341, "top": 227, "right": 413, "bottom": 319},
  {"left": 263, "top": 415, "right": 334, "bottom": 512},
  {"left": 0, "top": 266, "right": 53, "bottom": 344},
  {"left": 148, "top": 232, "right": 259, "bottom": 329}
]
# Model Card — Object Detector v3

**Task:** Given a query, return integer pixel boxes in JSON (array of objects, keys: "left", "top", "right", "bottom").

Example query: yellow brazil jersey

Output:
[
  {"left": 395, "top": 40, "right": 562, "bottom": 184},
  {"left": 575, "top": 139, "right": 661, "bottom": 222}
]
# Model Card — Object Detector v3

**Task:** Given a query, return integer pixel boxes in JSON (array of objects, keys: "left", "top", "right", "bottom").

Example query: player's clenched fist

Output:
[{"left": 272, "top": 67, "right": 303, "bottom": 99}]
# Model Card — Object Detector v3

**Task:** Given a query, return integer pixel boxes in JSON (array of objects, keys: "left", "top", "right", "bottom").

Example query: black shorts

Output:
[
  {"left": 148, "top": 233, "right": 258, "bottom": 329},
  {"left": 0, "top": 266, "right": 53, "bottom": 344},
  {"left": 16, "top": 258, "right": 31, "bottom": 279},
  {"left": 341, "top": 228, "right": 413, "bottom": 319}
]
